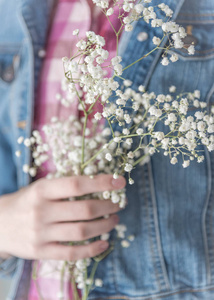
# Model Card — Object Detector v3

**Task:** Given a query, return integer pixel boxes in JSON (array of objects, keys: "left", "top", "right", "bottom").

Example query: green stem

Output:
[
  {"left": 122, "top": 35, "right": 166, "bottom": 72},
  {"left": 72, "top": 276, "right": 81, "bottom": 300},
  {"left": 122, "top": 46, "right": 159, "bottom": 72},
  {"left": 32, "top": 261, "right": 45, "bottom": 300},
  {"left": 81, "top": 114, "right": 88, "bottom": 170},
  {"left": 60, "top": 261, "right": 67, "bottom": 298},
  {"left": 82, "top": 140, "right": 114, "bottom": 168},
  {"left": 133, "top": 153, "right": 149, "bottom": 166},
  {"left": 82, "top": 261, "right": 99, "bottom": 300}
]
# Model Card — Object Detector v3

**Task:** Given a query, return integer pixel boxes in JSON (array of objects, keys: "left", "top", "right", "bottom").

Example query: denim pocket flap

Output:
[{"left": 170, "top": 24, "right": 214, "bottom": 60}]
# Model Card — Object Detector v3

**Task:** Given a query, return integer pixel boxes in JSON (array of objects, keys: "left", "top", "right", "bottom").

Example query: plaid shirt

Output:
[{"left": 29, "top": 0, "right": 121, "bottom": 298}]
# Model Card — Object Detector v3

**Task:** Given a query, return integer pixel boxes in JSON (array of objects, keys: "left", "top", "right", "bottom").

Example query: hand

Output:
[{"left": 0, "top": 174, "right": 126, "bottom": 261}]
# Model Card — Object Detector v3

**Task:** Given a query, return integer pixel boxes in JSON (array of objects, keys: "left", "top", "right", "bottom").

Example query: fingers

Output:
[
  {"left": 33, "top": 174, "right": 126, "bottom": 200},
  {"left": 43, "top": 214, "right": 119, "bottom": 242},
  {"left": 46, "top": 199, "right": 121, "bottom": 223},
  {"left": 40, "top": 240, "right": 110, "bottom": 261}
]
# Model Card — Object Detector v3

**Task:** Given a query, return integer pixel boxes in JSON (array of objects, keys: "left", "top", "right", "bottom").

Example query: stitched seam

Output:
[
  {"left": 171, "top": 52, "right": 214, "bottom": 61},
  {"left": 179, "top": 13, "right": 214, "bottom": 17},
  {"left": 176, "top": 20, "right": 214, "bottom": 24},
  {"left": 206, "top": 154, "right": 214, "bottom": 283},
  {"left": 142, "top": 165, "right": 159, "bottom": 290},
  {"left": 89, "top": 284, "right": 214, "bottom": 300},
  {"left": 147, "top": 161, "right": 170, "bottom": 290}
]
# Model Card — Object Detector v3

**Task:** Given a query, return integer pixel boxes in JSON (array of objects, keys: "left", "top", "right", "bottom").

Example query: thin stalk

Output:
[
  {"left": 122, "top": 35, "right": 166, "bottom": 72},
  {"left": 81, "top": 114, "right": 88, "bottom": 169},
  {"left": 32, "top": 262, "right": 45, "bottom": 300},
  {"left": 88, "top": 94, "right": 101, "bottom": 113},
  {"left": 82, "top": 140, "right": 114, "bottom": 168},
  {"left": 82, "top": 261, "right": 99, "bottom": 300},
  {"left": 107, "top": 117, "right": 115, "bottom": 138},
  {"left": 122, "top": 46, "right": 158, "bottom": 72},
  {"left": 106, "top": 15, "right": 117, "bottom": 35},
  {"left": 133, "top": 154, "right": 148, "bottom": 166},
  {"left": 72, "top": 276, "right": 81, "bottom": 300},
  {"left": 60, "top": 261, "right": 67, "bottom": 299}
]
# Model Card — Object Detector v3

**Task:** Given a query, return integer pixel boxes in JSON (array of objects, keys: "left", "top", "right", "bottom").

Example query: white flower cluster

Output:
[
  {"left": 96, "top": 83, "right": 214, "bottom": 172},
  {"left": 62, "top": 31, "right": 121, "bottom": 106},
  {"left": 15, "top": 2, "right": 206, "bottom": 299}
]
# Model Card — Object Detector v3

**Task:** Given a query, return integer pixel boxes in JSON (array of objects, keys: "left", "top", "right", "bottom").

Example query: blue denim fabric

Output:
[
  {"left": 88, "top": 0, "right": 214, "bottom": 299},
  {"left": 1, "top": 0, "right": 214, "bottom": 299},
  {"left": 0, "top": 0, "right": 51, "bottom": 298}
]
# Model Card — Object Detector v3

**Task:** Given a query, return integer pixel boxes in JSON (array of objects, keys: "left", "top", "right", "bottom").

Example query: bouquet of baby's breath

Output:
[{"left": 16, "top": 0, "right": 214, "bottom": 299}]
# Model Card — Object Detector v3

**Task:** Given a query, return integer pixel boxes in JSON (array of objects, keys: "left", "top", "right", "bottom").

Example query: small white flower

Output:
[
  {"left": 114, "top": 137, "right": 121, "bottom": 143},
  {"left": 29, "top": 167, "right": 37, "bottom": 177},
  {"left": 61, "top": 57, "right": 68, "bottom": 63},
  {"left": 23, "top": 164, "right": 29, "bottom": 173},
  {"left": 114, "top": 64, "right": 123, "bottom": 76},
  {"left": 136, "top": 128, "right": 144, "bottom": 135},
  {"left": 188, "top": 45, "right": 195, "bottom": 55},
  {"left": 105, "top": 153, "right": 112, "bottom": 161},
  {"left": 95, "top": 279, "right": 103, "bottom": 287},
  {"left": 73, "top": 29, "right": 79, "bottom": 36},
  {"left": 111, "top": 191, "right": 120, "bottom": 203},
  {"left": 86, "top": 278, "right": 93, "bottom": 285},
  {"left": 125, "top": 24, "right": 133, "bottom": 32},
  {"left": 113, "top": 173, "right": 119, "bottom": 179},
  {"left": 152, "top": 36, "right": 161, "bottom": 45},
  {"left": 15, "top": 150, "right": 21, "bottom": 157},
  {"left": 103, "top": 191, "right": 110, "bottom": 199},
  {"left": 17, "top": 136, "right": 24, "bottom": 144},
  {"left": 123, "top": 128, "right": 130, "bottom": 135},
  {"left": 135, "top": 3, "right": 144, "bottom": 14},
  {"left": 126, "top": 138, "right": 133, "bottom": 145},
  {"left": 169, "top": 85, "right": 176, "bottom": 93},
  {"left": 138, "top": 85, "right": 145, "bottom": 93},
  {"left": 111, "top": 56, "right": 122, "bottom": 66},
  {"left": 24, "top": 138, "right": 31, "bottom": 147},
  {"left": 170, "top": 157, "right": 178, "bottom": 165},
  {"left": 154, "top": 131, "right": 164, "bottom": 141},
  {"left": 170, "top": 54, "right": 178, "bottom": 62},
  {"left": 197, "top": 156, "right": 204, "bottom": 163},
  {"left": 128, "top": 235, "right": 135, "bottom": 241},
  {"left": 182, "top": 160, "right": 190, "bottom": 168},
  {"left": 194, "top": 90, "right": 200, "bottom": 99},
  {"left": 124, "top": 163, "right": 133, "bottom": 172},
  {"left": 129, "top": 178, "right": 134, "bottom": 185},
  {"left": 124, "top": 114, "right": 131, "bottom": 124},
  {"left": 101, "top": 233, "right": 110, "bottom": 240},
  {"left": 94, "top": 112, "right": 102, "bottom": 120},
  {"left": 106, "top": 7, "right": 114, "bottom": 16},
  {"left": 161, "top": 57, "right": 169, "bottom": 66},
  {"left": 121, "top": 240, "right": 130, "bottom": 248},
  {"left": 168, "top": 113, "right": 177, "bottom": 122},
  {"left": 124, "top": 79, "right": 132, "bottom": 87}
]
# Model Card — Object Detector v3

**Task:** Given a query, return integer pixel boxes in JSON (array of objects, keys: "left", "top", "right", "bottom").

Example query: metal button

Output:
[
  {"left": 137, "top": 32, "right": 148, "bottom": 42},
  {"left": 38, "top": 49, "right": 46, "bottom": 58},
  {"left": 1, "top": 65, "right": 14, "bottom": 82}
]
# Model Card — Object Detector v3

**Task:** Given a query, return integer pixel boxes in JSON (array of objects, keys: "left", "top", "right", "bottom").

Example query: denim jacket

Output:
[{"left": 1, "top": 0, "right": 214, "bottom": 299}]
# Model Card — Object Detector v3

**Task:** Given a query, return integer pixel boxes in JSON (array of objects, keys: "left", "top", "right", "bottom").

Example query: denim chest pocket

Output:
[
  {"left": 0, "top": 46, "right": 22, "bottom": 135},
  {"left": 0, "top": 47, "right": 21, "bottom": 87},
  {"left": 170, "top": 23, "right": 214, "bottom": 61}
]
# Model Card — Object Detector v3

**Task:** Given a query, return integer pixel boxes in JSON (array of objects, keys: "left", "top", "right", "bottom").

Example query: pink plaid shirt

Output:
[{"left": 29, "top": 0, "right": 120, "bottom": 299}]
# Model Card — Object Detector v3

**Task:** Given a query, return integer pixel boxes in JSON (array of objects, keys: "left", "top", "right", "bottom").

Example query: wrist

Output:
[{"left": 0, "top": 252, "right": 12, "bottom": 260}]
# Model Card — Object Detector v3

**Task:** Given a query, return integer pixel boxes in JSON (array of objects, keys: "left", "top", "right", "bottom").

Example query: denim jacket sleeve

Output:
[
  {"left": 0, "top": 0, "right": 50, "bottom": 285},
  {"left": 0, "top": 257, "right": 18, "bottom": 278}
]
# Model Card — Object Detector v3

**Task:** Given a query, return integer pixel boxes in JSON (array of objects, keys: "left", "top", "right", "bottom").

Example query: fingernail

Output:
[
  {"left": 112, "top": 214, "right": 119, "bottom": 224},
  {"left": 99, "top": 241, "right": 109, "bottom": 251},
  {"left": 112, "top": 176, "right": 126, "bottom": 189}
]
